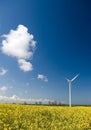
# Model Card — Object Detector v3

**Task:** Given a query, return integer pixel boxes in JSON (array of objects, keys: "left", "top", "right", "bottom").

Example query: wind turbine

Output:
[{"left": 66, "top": 74, "right": 79, "bottom": 107}]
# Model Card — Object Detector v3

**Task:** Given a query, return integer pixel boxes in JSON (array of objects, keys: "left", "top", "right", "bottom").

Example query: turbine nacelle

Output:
[{"left": 65, "top": 78, "right": 71, "bottom": 83}]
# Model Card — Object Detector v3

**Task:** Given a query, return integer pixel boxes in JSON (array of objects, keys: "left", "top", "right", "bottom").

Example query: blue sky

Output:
[{"left": 0, "top": 0, "right": 91, "bottom": 104}]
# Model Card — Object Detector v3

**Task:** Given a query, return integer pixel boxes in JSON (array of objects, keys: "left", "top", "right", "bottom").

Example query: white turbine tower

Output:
[{"left": 66, "top": 74, "right": 79, "bottom": 107}]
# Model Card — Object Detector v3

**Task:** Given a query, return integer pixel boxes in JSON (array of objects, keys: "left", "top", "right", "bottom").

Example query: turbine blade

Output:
[
  {"left": 71, "top": 74, "right": 79, "bottom": 82},
  {"left": 65, "top": 78, "right": 70, "bottom": 82}
]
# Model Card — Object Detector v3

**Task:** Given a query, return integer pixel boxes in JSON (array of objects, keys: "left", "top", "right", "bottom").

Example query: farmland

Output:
[{"left": 0, "top": 104, "right": 91, "bottom": 130}]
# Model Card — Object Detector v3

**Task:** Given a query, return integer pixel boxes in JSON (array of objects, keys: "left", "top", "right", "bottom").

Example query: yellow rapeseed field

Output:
[{"left": 0, "top": 104, "right": 91, "bottom": 130}]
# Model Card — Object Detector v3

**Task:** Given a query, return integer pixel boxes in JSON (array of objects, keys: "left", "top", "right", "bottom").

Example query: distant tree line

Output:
[{"left": 22, "top": 100, "right": 67, "bottom": 106}]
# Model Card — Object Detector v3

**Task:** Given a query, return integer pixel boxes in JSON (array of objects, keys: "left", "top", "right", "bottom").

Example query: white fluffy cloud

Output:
[
  {"left": 37, "top": 74, "right": 48, "bottom": 82},
  {"left": 0, "top": 68, "right": 7, "bottom": 75},
  {"left": 0, "top": 86, "right": 8, "bottom": 92},
  {"left": 0, "top": 86, "right": 13, "bottom": 94},
  {"left": 18, "top": 59, "right": 33, "bottom": 72},
  {"left": 1, "top": 24, "right": 36, "bottom": 72},
  {"left": 0, "top": 95, "right": 59, "bottom": 104}
]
